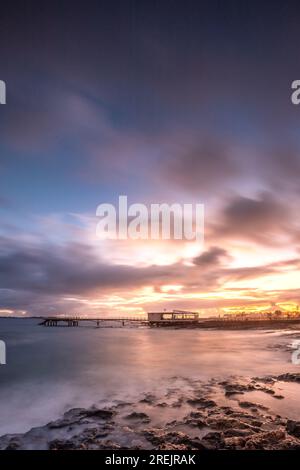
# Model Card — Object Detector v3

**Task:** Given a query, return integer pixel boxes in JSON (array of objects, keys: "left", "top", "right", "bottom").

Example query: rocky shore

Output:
[{"left": 1, "top": 373, "right": 300, "bottom": 450}]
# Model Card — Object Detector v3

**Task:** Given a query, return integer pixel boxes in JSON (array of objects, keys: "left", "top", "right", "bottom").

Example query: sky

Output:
[{"left": 1, "top": 0, "right": 300, "bottom": 317}]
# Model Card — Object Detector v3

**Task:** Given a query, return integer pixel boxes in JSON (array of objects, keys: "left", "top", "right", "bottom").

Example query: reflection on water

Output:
[{"left": 0, "top": 318, "right": 299, "bottom": 435}]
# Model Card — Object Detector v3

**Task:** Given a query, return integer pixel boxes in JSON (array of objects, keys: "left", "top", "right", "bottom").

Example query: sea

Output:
[{"left": 0, "top": 318, "right": 300, "bottom": 436}]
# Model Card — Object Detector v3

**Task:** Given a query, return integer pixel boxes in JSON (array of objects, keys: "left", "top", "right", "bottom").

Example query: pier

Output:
[
  {"left": 39, "top": 309, "right": 300, "bottom": 329},
  {"left": 40, "top": 316, "right": 147, "bottom": 327}
]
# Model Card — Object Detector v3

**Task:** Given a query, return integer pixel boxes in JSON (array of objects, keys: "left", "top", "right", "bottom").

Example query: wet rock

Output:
[
  {"left": 224, "top": 430, "right": 300, "bottom": 450},
  {"left": 171, "top": 397, "right": 184, "bottom": 407},
  {"left": 200, "top": 431, "right": 225, "bottom": 449},
  {"left": 97, "top": 440, "right": 122, "bottom": 450},
  {"left": 125, "top": 412, "right": 151, "bottom": 423},
  {"left": 187, "top": 397, "right": 216, "bottom": 408},
  {"left": 220, "top": 407, "right": 235, "bottom": 415},
  {"left": 49, "top": 439, "right": 83, "bottom": 450},
  {"left": 83, "top": 407, "right": 115, "bottom": 420},
  {"left": 140, "top": 394, "right": 156, "bottom": 404},
  {"left": 183, "top": 411, "right": 206, "bottom": 428},
  {"left": 271, "top": 416, "right": 286, "bottom": 426},
  {"left": 166, "top": 419, "right": 178, "bottom": 426},
  {"left": 224, "top": 436, "right": 246, "bottom": 449},
  {"left": 158, "top": 443, "right": 190, "bottom": 450},
  {"left": 5, "top": 439, "right": 22, "bottom": 450},
  {"left": 190, "top": 410, "right": 205, "bottom": 418},
  {"left": 253, "top": 376, "right": 276, "bottom": 384},
  {"left": 286, "top": 420, "right": 300, "bottom": 438},
  {"left": 80, "top": 427, "right": 109, "bottom": 441},
  {"left": 243, "top": 430, "right": 291, "bottom": 450},
  {"left": 264, "top": 388, "right": 275, "bottom": 395},
  {"left": 145, "top": 429, "right": 208, "bottom": 449},
  {"left": 226, "top": 390, "right": 243, "bottom": 397},
  {"left": 224, "top": 428, "right": 252, "bottom": 437},
  {"left": 115, "top": 401, "right": 133, "bottom": 408},
  {"left": 222, "top": 382, "right": 256, "bottom": 396},
  {"left": 249, "top": 419, "right": 263, "bottom": 428},
  {"left": 221, "top": 378, "right": 278, "bottom": 398},
  {"left": 185, "top": 439, "right": 211, "bottom": 450},
  {"left": 143, "top": 428, "right": 205, "bottom": 449},
  {"left": 48, "top": 406, "right": 115, "bottom": 429},
  {"left": 239, "top": 401, "right": 268, "bottom": 410},
  {"left": 142, "top": 428, "right": 167, "bottom": 446},
  {"left": 49, "top": 426, "right": 116, "bottom": 450},
  {"left": 277, "top": 373, "right": 300, "bottom": 383},
  {"left": 206, "top": 415, "right": 261, "bottom": 433},
  {"left": 238, "top": 401, "right": 253, "bottom": 408}
]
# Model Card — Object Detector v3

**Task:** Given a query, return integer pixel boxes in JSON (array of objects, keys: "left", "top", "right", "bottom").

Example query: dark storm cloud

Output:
[
  {"left": 223, "top": 193, "right": 283, "bottom": 226},
  {"left": 0, "top": 236, "right": 170, "bottom": 296},
  {"left": 193, "top": 246, "right": 230, "bottom": 266},
  {"left": 212, "top": 192, "right": 291, "bottom": 245}
]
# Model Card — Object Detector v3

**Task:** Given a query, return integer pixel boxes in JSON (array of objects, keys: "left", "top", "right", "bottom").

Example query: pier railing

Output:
[{"left": 40, "top": 316, "right": 148, "bottom": 326}]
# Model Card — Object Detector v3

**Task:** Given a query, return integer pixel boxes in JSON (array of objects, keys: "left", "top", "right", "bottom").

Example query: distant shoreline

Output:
[
  {"left": 192, "top": 319, "right": 300, "bottom": 330},
  {"left": 1, "top": 316, "right": 300, "bottom": 330}
]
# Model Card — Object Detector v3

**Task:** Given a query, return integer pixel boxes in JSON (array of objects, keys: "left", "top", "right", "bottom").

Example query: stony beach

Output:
[{"left": 1, "top": 372, "right": 300, "bottom": 450}]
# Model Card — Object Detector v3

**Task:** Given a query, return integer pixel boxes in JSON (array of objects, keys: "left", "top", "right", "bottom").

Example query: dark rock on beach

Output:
[
  {"left": 276, "top": 373, "right": 300, "bottom": 383},
  {"left": 124, "top": 412, "right": 151, "bottom": 423},
  {"left": 286, "top": 420, "right": 300, "bottom": 438}
]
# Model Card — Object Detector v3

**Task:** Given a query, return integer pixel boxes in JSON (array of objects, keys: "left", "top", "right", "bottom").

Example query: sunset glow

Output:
[{"left": 0, "top": 3, "right": 300, "bottom": 320}]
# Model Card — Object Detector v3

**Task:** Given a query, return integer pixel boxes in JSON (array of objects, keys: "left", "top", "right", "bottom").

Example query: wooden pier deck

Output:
[
  {"left": 39, "top": 316, "right": 300, "bottom": 328},
  {"left": 40, "top": 316, "right": 148, "bottom": 327}
]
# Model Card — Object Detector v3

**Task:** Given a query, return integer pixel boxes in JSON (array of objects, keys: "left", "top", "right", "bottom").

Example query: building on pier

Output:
[{"left": 147, "top": 310, "right": 199, "bottom": 325}]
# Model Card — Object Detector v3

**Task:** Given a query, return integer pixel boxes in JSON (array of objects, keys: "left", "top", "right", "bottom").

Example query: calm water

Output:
[{"left": 0, "top": 318, "right": 299, "bottom": 436}]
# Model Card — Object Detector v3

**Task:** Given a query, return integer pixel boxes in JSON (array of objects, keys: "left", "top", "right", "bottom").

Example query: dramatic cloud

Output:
[
  {"left": 193, "top": 246, "right": 231, "bottom": 266},
  {"left": 212, "top": 192, "right": 292, "bottom": 245},
  {"left": 1, "top": 2, "right": 300, "bottom": 316},
  {"left": 0, "top": 237, "right": 171, "bottom": 296}
]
